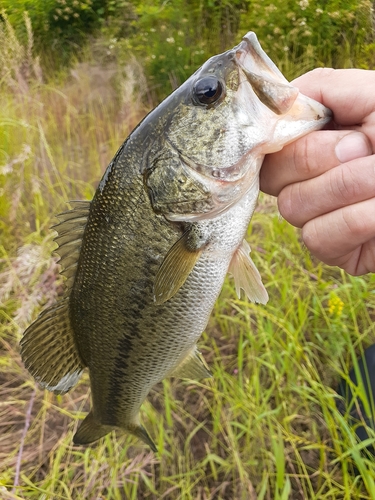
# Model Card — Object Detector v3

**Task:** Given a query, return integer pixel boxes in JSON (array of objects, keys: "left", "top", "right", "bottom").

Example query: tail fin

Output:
[
  {"left": 132, "top": 425, "right": 157, "bottom": 452},
  {"left": 73, "top": 411, "right": 157, "bottom": 452},
  {"left": 73, "top": 411, "right": 112, "bottom": 445}
]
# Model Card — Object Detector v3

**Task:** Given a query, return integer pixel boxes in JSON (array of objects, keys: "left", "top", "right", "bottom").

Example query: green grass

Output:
[
  {"left": 1, "top": 28, "right": 375, "bottom": 500},
  {"left": 2, "top": 207, "right": 375, "bottom": 499}
]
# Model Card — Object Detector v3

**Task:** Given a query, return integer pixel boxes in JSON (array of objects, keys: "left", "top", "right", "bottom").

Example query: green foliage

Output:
[
  {"left": 101, "top": 0, "right": 375, "bottom": 98},
  {"left": 0, "top": 0, "right": 126, "bottom": 66},
  {"left": 100, "top": 0, "right": 248, "bottom": 98},
  {"left": 1, "top": 0, "right": 374, "bottom": 95},
  {"left": 240, "top": 0, "right": 374, "bottom": 77}
]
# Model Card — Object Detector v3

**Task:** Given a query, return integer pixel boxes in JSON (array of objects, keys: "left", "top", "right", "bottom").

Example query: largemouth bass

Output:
[{"left": 20, "top": 32, "right": 331, "bottom": 451}]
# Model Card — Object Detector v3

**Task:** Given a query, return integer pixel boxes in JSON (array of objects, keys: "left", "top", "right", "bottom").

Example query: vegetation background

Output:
[{"left": 1, "top": 0, "right": 375, "bottom": 498}]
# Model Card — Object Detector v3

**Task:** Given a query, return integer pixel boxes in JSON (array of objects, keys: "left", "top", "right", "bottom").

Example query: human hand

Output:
[{"left": 260, "top": 68, "right": 375, "bottom": 275}]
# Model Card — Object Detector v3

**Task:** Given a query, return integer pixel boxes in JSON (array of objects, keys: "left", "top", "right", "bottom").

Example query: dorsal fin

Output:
[
  {"left": 20, "top": 201, "right": 91, "bottom": 394},
  {"left": 20, "top": 297, "right": 86, "bottom": 394},
  {"left": 52, "top": 200, "right": 91, "bottom": 294}
]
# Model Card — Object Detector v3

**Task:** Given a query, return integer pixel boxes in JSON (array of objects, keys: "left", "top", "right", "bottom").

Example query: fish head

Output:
[{"left": 144, "top": 32, "right": 331, "bottom": 221}]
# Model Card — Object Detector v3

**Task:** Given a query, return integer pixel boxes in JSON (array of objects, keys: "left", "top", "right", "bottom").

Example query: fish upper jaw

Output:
[
  {"left": 236, "top": 32, "right": 290, "bottom": 85},
  {"left": 235, "top": 31, "right": 332, "bottom": 153}
]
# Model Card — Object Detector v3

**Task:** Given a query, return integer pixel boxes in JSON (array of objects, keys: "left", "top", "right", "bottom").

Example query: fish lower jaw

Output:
[{"left": 164, "top": 182, "right": 259, "bottom": 223}]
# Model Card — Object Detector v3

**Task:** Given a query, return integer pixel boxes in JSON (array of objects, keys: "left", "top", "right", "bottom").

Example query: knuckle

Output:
[
  {"left": 341, "top": 209, "right": 367, "bottom": 237},
  {"left": 301, "top": 220, "right": 321, "bottom": 255},
  {"left": 278, "top": 183, "right": 304, "bottom": 227},
  {"left": 259, "top": 162, "right": 278, "bottom": 196},
  {"left": 331, "top": 165, "right": 361, "bottom": 203},
  {"left": 309, "top": 67, "right": 335, "bottom": 79},
  {"left": 292, "top": 135, "right": 319, "bottom": 179}
]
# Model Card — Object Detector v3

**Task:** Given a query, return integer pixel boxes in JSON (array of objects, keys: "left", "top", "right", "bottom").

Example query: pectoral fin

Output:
[
  {"left": 170, "top": 346, "right": 212, "bottom": 380},
  {"left": 154, "top": 231, "right": 203, "bottom": 305},
  {"left": 229, "top": 239, "right": 268, "bottom": 304}
]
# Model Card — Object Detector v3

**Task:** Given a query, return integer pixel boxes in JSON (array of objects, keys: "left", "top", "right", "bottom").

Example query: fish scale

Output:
[{"left": 20, "top": 32, "right": 331, "bottom": 450}]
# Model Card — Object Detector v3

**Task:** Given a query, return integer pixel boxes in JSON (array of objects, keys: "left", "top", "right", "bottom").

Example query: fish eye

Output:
[{"left": 193, "top": 76, "right": 224, "bottom": 105}]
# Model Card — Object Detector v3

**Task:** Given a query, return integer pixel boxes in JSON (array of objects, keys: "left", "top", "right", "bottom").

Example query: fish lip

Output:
[
  {"left": 234, "top": 31, "right": 287, "bottom": 83},
  {"left": 321, "top": 107, "right": 333, "bottom": 121},
  {"left": 234, "top": 32, "right": 257, "bottom": 55},
  {"left": 235, "top": 31, "right": 332, "bottom": 131},
  {"left": 234, "top": 38, "right": 252, "bottom": 67}
]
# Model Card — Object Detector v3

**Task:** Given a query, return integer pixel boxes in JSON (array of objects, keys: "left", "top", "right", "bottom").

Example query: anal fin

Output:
[
  {"left": 229, "top": 239, "right": 268, "bottom": 304},
  {"left": 170, "top": 346, "right": 212, "bottom": 380}
]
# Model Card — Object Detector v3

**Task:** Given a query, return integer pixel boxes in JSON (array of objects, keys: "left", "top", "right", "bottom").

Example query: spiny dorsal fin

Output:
[
  {"left": 169, "top": 346, "right": 212, "bottom": 380},
  {"left": 52, "top": 200, "right": 91, "bottom": 295},
  {"left": 228, "top": 239, "right": 269, "bottom": 304},
  {"left": 20, "top": 297, "right": 85, "bottom": 394},
  {"left": 154, "top": 231, "right": 203, "bottom": 305}
]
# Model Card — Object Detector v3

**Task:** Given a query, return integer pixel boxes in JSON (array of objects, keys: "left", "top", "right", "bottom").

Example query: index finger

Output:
[{"left": 292, "top": 68, "right": 375, "bottom": 127}]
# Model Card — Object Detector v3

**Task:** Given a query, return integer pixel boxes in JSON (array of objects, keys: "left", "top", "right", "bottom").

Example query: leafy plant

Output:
[{"left": 0, "top": 0, "right": 126, "bottom": 66}]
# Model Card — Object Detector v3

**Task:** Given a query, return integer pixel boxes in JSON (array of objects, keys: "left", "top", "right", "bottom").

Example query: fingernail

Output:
[{"left": 335, "top": 132, "right": 371, "bottom": 163}]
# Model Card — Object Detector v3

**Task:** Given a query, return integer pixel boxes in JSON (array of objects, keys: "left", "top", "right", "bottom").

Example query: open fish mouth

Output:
[
  {"left": 235, "top": 32, "right": 332, "bottom": 132},
  {"left": 169, "top": 32, "right": 331, "bottom": 220}
]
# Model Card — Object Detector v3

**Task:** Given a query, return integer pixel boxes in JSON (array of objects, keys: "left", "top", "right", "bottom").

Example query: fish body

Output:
[{"left": 21, "top": 32, "right": 331, "bottom": 450}]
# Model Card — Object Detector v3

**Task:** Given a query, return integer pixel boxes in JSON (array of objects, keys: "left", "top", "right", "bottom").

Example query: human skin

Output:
[{"left": 260, "top": 68, "right": 375, "bottom": 275}]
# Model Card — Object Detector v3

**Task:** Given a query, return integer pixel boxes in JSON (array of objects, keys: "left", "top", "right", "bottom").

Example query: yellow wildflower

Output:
[{"left": 328, "top": 295, "right": 344, "bottom": 316}]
